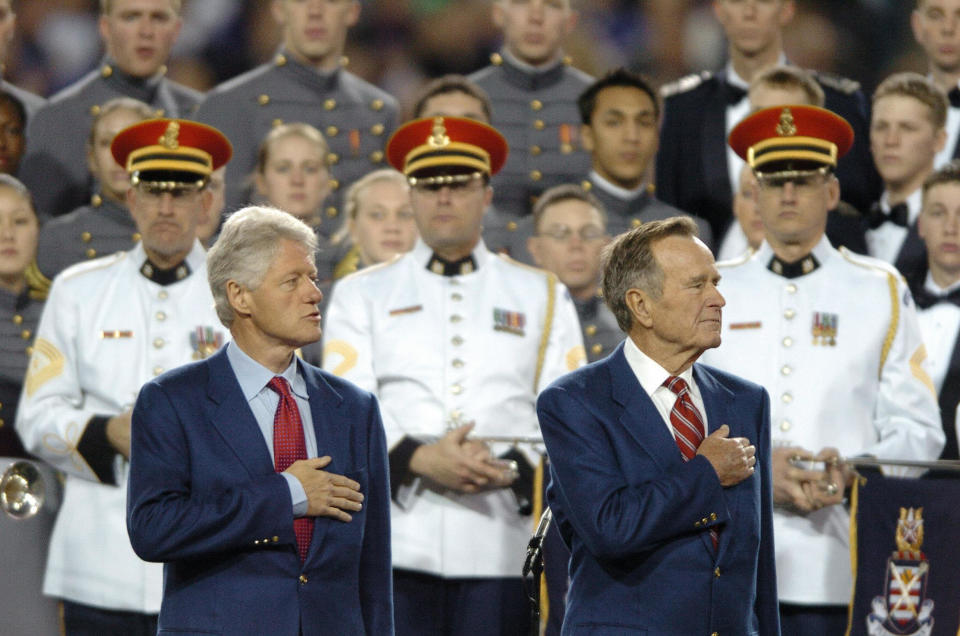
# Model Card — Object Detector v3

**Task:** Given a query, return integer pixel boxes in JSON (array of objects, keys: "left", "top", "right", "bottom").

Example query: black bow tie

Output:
[
  {"left": 724, "top": 81, "right": 747, "bottom": 106},
  {"left": 949, "top": 86, "right": 960, "bottom": 109},
  {"left": 867, "top": 201, "right": 909, "bottom": 229},
  {"left": 913, "top": 284, "right": 960, "bottom": 310}
]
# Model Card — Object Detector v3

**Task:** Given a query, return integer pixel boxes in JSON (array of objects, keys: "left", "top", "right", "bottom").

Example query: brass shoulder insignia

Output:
[
  {"left": 810, "top": 70, "right": 861, "bottom": 95},
  {"left": 660, "top": 71, "right": 713, "bottom": 98}
]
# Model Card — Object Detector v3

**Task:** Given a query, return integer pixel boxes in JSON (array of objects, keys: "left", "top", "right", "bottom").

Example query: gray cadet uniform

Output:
[
  {"left": 575, "top": 294, "right": 620, "bottom": 363},
  {"left": 1, "top": 277, "right": 60, "bottom": 636},
  {"left": 36, "top": 194, "right": 138, "bottom": 281},
  {"left": 470, "top": 51, "right": 593, "bottom": 218},
  {"left": 195, "top": 49, "right": 399, "bottom": 217},
  {"left": 1, "top": 79, "right": 44, "bottom": 120},
  {"left": 19, "top": 59, "right": 201, "bottom": 218},
  {"left": 0, "top": 284, "right": 42, "bottom": 455},
  {"left": 582, "top": 173, "right": 715, "bottom": 249}
]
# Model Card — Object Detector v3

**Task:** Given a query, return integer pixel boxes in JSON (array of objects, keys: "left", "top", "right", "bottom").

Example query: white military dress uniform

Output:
[
  {"left": 323, "top": 238, "right": 585, "bottom": 577},
  {"left": 700, "top": 237, "right": 944, "bottom": 605},
  {"left": 15, "top": 240, "right": 227, "bottom": 613}
]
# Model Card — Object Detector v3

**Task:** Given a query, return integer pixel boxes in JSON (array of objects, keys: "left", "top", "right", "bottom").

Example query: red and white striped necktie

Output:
[{"left": 663, "top": 376, "right": 718, "bottom": 549}]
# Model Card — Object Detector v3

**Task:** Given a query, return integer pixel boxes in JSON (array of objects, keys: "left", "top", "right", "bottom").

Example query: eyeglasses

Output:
[
  {"left": 136, "top": 183, "right": 203, "bottom": 208},
  {"left": 538, "top": 225, "right": 607, "bottom": 242}
]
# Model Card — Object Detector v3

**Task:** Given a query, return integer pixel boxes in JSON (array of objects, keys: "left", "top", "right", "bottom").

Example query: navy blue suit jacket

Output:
[
  {"left": 537, "top": 344, "right": 779, "bottom": 635},
  {"left": 127, "top": 347, "right": 393, "bottom": 635}
]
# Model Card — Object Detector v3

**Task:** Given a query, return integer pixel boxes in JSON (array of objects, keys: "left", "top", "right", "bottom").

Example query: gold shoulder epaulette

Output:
[
  {"left": 25, "top": 260, "right": 51, "bottom": 300},
  {"left": 660, "top": 71, "right": 713, "bottom": 98},
  {"left": 332, "top": 244, "right": 361, "bottom": 280}
]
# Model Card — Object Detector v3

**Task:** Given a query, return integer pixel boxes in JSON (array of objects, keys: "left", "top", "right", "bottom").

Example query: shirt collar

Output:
[
  {"left": 589, "top": 171, "right": 648, "bottom": 201},
  {"left": 879, "top": 188, "right": 923, "bottom": 225},
  {"left": 724, "top": 52, "right": 789, "bottom": 90},
  {"left": 623, "top": 336, "right": 695, "bottom": 399},
  {"left": 226, "top": 341, "right": 308, "bottom": 402},
  {"left": 925, "top": 270, "right": 960, "bottom": 296}
]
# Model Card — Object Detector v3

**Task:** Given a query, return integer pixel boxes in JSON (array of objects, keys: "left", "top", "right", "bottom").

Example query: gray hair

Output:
[
  {"left": 601, "top": 217, "right": 698, "bottom": 332},
  {"left": 207, "top": 206, "right": 318, "bottom": 328}
]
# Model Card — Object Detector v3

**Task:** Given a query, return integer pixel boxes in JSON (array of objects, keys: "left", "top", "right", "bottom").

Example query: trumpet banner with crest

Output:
[{"left": 848, "top": 474, "right": 960, "bottom": 636}]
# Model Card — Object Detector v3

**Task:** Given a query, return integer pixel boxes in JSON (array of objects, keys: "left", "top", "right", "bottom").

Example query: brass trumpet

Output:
[{"left": 1, "top": 460, "right": 45, "bottom": 520}]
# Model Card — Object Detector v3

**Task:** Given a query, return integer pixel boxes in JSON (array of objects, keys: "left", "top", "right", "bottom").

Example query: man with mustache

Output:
[{"left": 16, "top": 118, "right": 230, "bottom": 635}]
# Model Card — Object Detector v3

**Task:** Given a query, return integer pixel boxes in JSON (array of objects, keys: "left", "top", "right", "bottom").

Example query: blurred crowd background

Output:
[{"left": 5, "top": 1, "right": 925, "bottom": 119}]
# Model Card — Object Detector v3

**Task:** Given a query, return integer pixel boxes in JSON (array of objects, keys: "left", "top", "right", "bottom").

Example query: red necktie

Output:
[
  {"left": 663, "top": 376, "right": 718, "bottom": 549},
  {"left": 268, "top": 376, "right": 313, "bottom": 562}
]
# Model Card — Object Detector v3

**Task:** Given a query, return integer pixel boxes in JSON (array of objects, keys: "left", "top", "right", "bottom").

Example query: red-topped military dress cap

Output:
[
  {"left": 111, "top": 119, "right": 232, "bottom": 190},
  {"left": 729, "top": 105, "right": 854, "bottom": 177},
  {"left": 386, "top": 116, "right": 508, "bottom": 186}
]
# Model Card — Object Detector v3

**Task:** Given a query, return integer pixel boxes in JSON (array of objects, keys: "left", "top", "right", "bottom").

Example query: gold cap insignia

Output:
[
  {"left": 159, "top": 122, "right": 180, "bottom": 149},
  {"left": 776, "top": 107, "right": 797, "bottom": 137},
  {"left": 428, "top": 117, "right": 450, "bottom": 149}
]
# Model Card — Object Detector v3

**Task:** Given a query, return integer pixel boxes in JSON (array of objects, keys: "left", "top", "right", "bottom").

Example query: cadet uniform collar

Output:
[
  {"left": 413, "top": 238, "right": 491, "bottom": 277},
  {"left": 759, "top": 235, "right": 833, "bottom": 279},
  {"left": 275, "top": 47, "right": 340, "bottom": 92},
  {"left": 0, "top": 284, "right": 30, "bottom": 313},
  {"left": 574, "top": 293, "right": 603, "bottom": 321},
  {"left": 589, "top": 171, "right": 648, "bottom": 202},
  {"left": 497, "top": 48, "right": 566, "bottom": 91},
  {"left": 99, "top": 56, "right": 165, "bottom": 104}
]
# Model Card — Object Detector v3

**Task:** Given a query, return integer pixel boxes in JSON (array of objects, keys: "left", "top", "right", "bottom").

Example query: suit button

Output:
[
  {"left": 694, "top": 520, "right": 701, "bottom": 528},
  {"left": 450, "top": 384, "right": 462, "bottom": 395},
  {"left": 781, "top": 393, "right": 793, "bottom": 404},
  {"left": 530, "top": 170, "right": 542, "bottom": 181},
  {"left": 781, "top": 365, "right": 792, "bottom": 375},
  {"left": 533, "top": 119, "right": 545, "bottom": 130},
  {"left": 701, "top": 517, "right": 708, "bottom": 525},
  {"left": 153, "top": 366, "right": 164, "bottom": 376},
  {"left": 780, "top": 419, "right": 792, "bottom": 432},
  {"left": 591, "top": 344, "right": 603, "bottom": 356},
  {"left": 530, "top": 99, "right": 543, "bottom": 111},
  {"left": 714, "top": 567, "right": 721, "bottom": 578},
  {"left": 153, "top": 338, "right": 164, "bottom": 349},
  {"left": 452, "top": 359, "right": 464, "bottom": 368},
  {"left": 631, "top": 218, "right": 642, "bottom": 228},
  {"left": 710, "top": 512, "right": 717, "bottom": 521},
  {"left": 507, "top": 221, "right": 518, "bottom": 231},
  {"left": 782, "top": 336, "right": 793, "bottom": 348},
  {"left": 158, "top": 290, "right": 168, "bottom": 300},
  {"left": 450, "top": 315, "right": 462, "bottom": 323},
  {"left": 452, "top": 336, "right": 464, "bottom": 346},
  {"left": 299, "top": 575, "right": 308, "bottom": 584},
  {"left": 156, "top": 311, "right": 166, "bottom": 321},
  {"left": 786, "top": 283, "right": 797, "bottom": 294},
  {"left": 784, "top": 308, "right": 796, "bottom": 320},
  {"left": 530, "top": 145, "right": 541, "bottom": 156},
  {"left": 254, "top": 539, "right": 260, "bottom": 545},
  {"left": 272, "top": 536, "right": 279, "bottom": 542},
  {"left": 12, "top": 314, "right": 21, "bottom": 325},
  {"left": 86, "top": 248, "right": 97, "bottom": 259},
  {"left": 451, "top": 293, "right": 463, "bottom": 301},
  {"left": 712, "top": 632, "right": 719, "bottom": 636},
  {"left": 585, "top": 324, "right": 597, "bottom": 337}
]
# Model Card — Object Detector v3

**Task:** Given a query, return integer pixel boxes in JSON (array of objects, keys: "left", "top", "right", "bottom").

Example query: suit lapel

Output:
[
  {"left": 693, "top": 364, "right": 743, "bottom": 559},
  {"left": 206, "top": 348, "right": 275, "bottom": 478},
  {"left": 608, "top": 346, "right": 684, "bottom": 474},
  {"left": 299, "top": 361, "right": 345, "bottom": 565},
  {"left": 894, "top": 223, "right": 927, "bottom": 281}
]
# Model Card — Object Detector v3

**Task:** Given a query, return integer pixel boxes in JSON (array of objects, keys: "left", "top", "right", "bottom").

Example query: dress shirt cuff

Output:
[
  {"left": 281, "top": 471, "right": 308, "bottom": 517},
  {"left": 388, "top": 435, "right": 424, "bottom": 501},
  {"left": 77, "top": 415, "right": 121, "bottom": 485}
]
